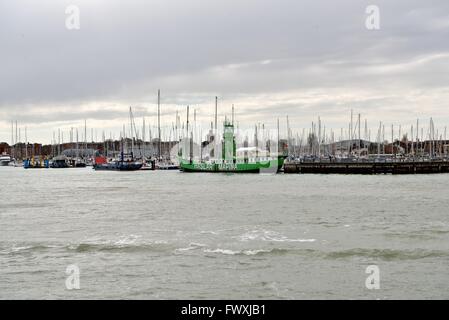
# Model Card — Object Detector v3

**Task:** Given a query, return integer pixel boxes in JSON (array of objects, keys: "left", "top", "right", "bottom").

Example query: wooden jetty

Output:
[{"left": 284, "top": 160, "right": 449, "bottom": 175}]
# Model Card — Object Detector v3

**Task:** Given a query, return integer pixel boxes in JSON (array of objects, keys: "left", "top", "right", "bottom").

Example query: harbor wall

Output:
[{"left": 284, "top": 161, "right": 449, "bottom": 174}]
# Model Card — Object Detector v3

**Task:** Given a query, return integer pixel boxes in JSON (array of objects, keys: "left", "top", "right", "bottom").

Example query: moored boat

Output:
[
  {"left": 93, "top": 153, "right": 143, "bottom": 171},
  {"left": 140, "top": 159, "right": 156, "bottom": 170},
  {"left": 179, "top": 121, "right": 285, "bottom": 173},
  {"left": 51, "top": 155, "right": 70, "bottom": 168},
  {"left": 69, "top": 157, "right": 87, "bottom": 168},
  {"left": 156, "top": 161, "right": 179, "bottom": 170},
  {"left": 179, "top": 157, "right": 284, "bottom": 173},
  {"left": 24, "top": 157, "right": 50, "bottom": 169},
  {"left": 0, "top": 153, "right": 13, "bottom": 166}
]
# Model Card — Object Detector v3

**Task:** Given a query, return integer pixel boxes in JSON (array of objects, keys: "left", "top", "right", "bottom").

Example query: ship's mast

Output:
[
  {"left": 158, "top": 89, "right": 161, "bottom": 160},
  {"left": 25, "top": 127, "right": 28, "bottom": 159},
  {"left": 76, "top": 129, "right": 79, "bottom": 159},
  {"left": 391, "top": 124, "right": 394, "bottom": 156},
  {"left": 84, "top": 119, "right": 87, "bottom": 159},
  {"left": 15, "top": 121, "right": 18, "bottom": 158},
  {"left": 277, "top": 118, "right": 280, "bottom": 157},
  {"left": 287, "top": 115, "right": 290, "bottom": 157},
  {"left": 142, "top": 117, "right": 146, "bottom": 160},
  {"left": 175, "top": 110, "right": 179, "bottom": 140},
  {"left": 350, "top": 110, "right": 353, "bottom": 154},
  {"left": 211, "top": 97, "right": 218, "bottom": 159},
  {"left": 416, "top": 119, "right": 420, "bottom": 155},
  {"left": 255, "top": 124, "right": 258, "bottom": 160},
  {"left": 122, "top": 124, "right": 125, "bottom": 161},
  {"left": 52, "top": 131, "right": 55, "bottom": 158},
  {"left": 186, "top": 105, "right": 191, "bottom": 163},
  {"left": 11, "top": 121, "right": 14, "bottom": 159},
  {"left": 214, "top": 96, "right": 218, "bottom": 132},
  {"left": 358, "top": 113, "right": 361, "bottom": 154},
  {"left": 318, "top": 117, "right": 321, "bottom": 159},
  {"left": 129, "top": 107, "right": 134, "bottom": 157}
]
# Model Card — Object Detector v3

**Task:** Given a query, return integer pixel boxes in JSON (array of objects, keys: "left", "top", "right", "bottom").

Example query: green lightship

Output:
[{"left": 179, "top": 121, "right": 285, "bottom": 173}]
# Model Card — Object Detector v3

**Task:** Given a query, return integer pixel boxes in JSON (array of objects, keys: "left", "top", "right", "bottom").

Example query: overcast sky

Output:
[{"left": 1, "top": 0, "right": 449, "bottom": 143}]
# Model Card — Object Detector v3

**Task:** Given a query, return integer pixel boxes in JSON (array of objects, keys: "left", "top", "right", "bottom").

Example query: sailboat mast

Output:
[
  {"left": 122, "top": 124, "right": 125, "bottom": 160},
  {"left": 129, "top": 107, "right": 134, "bottom": 156},
  {"left": 76, "top": 129, "right": 79, "bottom": 158},
  {"left": 158, "top": 89, "right": 161, "bottom": 160},
  {"left": 15, "top": 121, "right": 18, "bottom": 155},
  {"left": 287, "top": 115, "right": 290, "bottom": 157},
  {"left": 416, "top": 119, "right": 419, "bottom": 155},
  {"left": 143, "top": 117, "right": 146, "bottom": 160},
  {"left": 391, "top": 124, "right": 394, "bottom": 156},
  {"left": 175, "top": 110, "right": 179, "bottom": 141},
  {"left": 350, "top": 110, "right": 353, "bottom": 142},
  {"left": 358, "top": 113, "right": 361, "bottom": 154},
  {"left": 255, "top": 124, "right": 258, "bottom": 160},
  {"left": 214, "top": 96, "right": 218, "bottom": 132},
  {"left": 84, "top": 120, "right": 87, "bottom": 158},
  {"left": 11, "top": 121, "right": 14, "bottom": 159},
  {"left": 25, "top": 127, "right": 28, "bottom": 159},
  {"left": 186, "top": 105, "right": 191, "bottom": 162},
  {"left": 186, "top": 105, "right": 190, "bottom": 138},
  {"left": 318, "top": 117, "right": 321, "bottom": 159}
]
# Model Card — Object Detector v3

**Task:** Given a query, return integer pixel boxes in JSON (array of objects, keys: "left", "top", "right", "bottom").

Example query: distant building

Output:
[{"left": 0, "top": 142, "right": 10, "bottom": 154}]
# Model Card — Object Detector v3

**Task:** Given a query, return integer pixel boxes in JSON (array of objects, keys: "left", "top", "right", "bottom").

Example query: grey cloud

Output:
[{"left": 1, "top": 0, "right": 449, "bottom": 142}]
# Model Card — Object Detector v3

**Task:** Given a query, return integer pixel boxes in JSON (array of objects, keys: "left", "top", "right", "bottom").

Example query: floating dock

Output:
[{"left": 283, "top": 160, "right": 449, "bottom": 174}]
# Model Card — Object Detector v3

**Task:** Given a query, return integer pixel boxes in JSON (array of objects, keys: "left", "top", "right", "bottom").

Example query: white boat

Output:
[
  {"left": 140, "top": 161, "right": 153, "bottom": 170},
  {"left": 0, "top": 153, "right": 12, "bottom": 166},
  {"left": 9, "top": 161, "right": 21, "bottom": 167},
  {"left": 156, "top": 161, "right": 179, "bottom": 170}
]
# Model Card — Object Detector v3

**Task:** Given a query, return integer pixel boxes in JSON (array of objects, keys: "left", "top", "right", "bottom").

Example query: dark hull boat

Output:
[
  {"left": 94, "top": 161, "right": 143, "bottom": 171},
  {"left": 69, "top": 158, "right": 87, "bottom": 168},
  {"left": 51, "top": 161, "right": 69, "bottom": 168},
  {"left": 93, "top": 153, "right": 142, "bottom": 171},
  {"left": 74, "top": 162, "right": 87, "bottom": 168},
  {"left": 51, "top": 155, "right": 70, "bottom": 168}
]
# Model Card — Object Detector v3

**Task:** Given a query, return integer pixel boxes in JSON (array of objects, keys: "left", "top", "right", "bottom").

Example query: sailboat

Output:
[
  {"left": 155, "top": 161, "right": 179, "bottom": 170},
  {"left": 93, "top": 151, "right": 143, "bottom": 171},
  {"left": 51, "top": 155, "right": 70, "bottom": 168},
  {"left": 94, "top": 108, "right": 143, "bottom": 171},
  {"left": 0, "top": 153, "right": 13, "bottom": 166}
]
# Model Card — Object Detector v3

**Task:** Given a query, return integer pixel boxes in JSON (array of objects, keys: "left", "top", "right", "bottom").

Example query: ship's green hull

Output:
[{"left": 179, "top": 157, "right": 284, "bottom": 173}]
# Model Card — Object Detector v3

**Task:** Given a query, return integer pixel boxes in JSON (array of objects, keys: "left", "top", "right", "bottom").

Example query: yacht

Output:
[
  {"left": 0, "top": 153, "right": 12, "bottom": 166},
  {"left": 93, "top": 152, "right": 143, "bottom": 171}
]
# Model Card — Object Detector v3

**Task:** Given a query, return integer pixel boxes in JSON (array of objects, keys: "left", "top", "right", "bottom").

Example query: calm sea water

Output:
[{"left": 0, "top": 167, "right": 448, "bottom": 299}]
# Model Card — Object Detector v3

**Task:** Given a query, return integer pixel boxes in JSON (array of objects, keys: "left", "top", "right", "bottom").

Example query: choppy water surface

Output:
[{"left": 1, "top": 167, "right": 448, "bottom": 299}]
